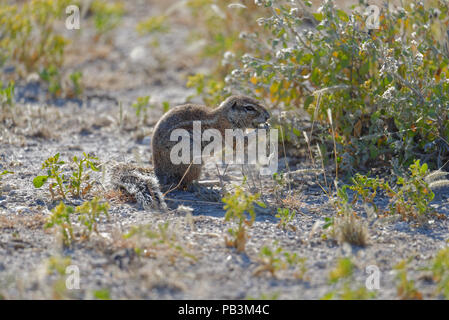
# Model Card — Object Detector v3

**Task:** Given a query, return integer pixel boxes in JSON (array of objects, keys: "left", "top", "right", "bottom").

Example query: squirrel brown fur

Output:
[
  {"left": 152, "top": 95, "right": 270, "bottom": 189},
  {"left": 110, "top": 95, "right": 270, "bottom": 209}
]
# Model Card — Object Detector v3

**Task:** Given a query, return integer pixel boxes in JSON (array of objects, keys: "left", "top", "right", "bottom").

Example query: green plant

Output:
[
  {"left": 136, "top": 0, "right": 267, "bottom": 106},
  {"left": 33, "top": 153, "right": 100, "bottom": 200},
  {"left": 322, "top": 257, "right": 375, "bottom": 300},
  {"left": 222, "top": 184, "right": 265, "bottom": 252},
  {"left": 0, "top": 81, "right": 15, "bottom": 109},
  {"left": 162, "top": 101, "right": 170, "bottom": 113},
  {"left": 45, "top": 201, "right": 75, "bottom": 246},
  {"left": 124, "top": 222, "right": 197, "bottom": 262},
  {"left": 186, "top": 73, "right": 229, "bottom": 107},
  {"left": 33, "top": 153, "right": 68, "bottom": 200},
  {"left": 429, "top": 247, "right": 449, "bottom": 299},
  {"left": 45, "top": 197, "right": 109, "bottom": 247},
  {"left": 68, "top": 153, "right": 99, "bottom": 198},
  {"left": 76, "top": 197, "right": 109, "bottom": 240},
  {"left": 69, "top": 71, "right": 83, "bottom": 97},
  {"left": 348, "top": 174, "right": 386, "bottom": 213},
  {"left": 46, "top": 255, "right": 73, "bottom": 299},
  {"left": 388, "top": 160, "right": 435, "bottom": 221},
  {"left": 0, "top": 0, "right": 71, "bottom": 75},
  {"left": 131, "top": 96, "right": 152, "bottom": 118},
  {"left": 0, "top": 170, "right": 13, "bottom": 179},
  {"left": 394, "top": 258, "right": 423, "bottom": 300},
  {"left": 334, "top": 160, "right": 437, "bottom": 222},
  {"left": 90, "top": 0, "right": 124, "bottom": 38},
  {"left": 47, "top": 255, "right": 72, "bottom": 275},
  {"left": 136, "top": 15, "right": 169, "bottom": 35},
  {"left": 39, "top": 65, "right": 62, "bottom": 96},
  {"left": 254, "top": 242, "right": 306, "bottom": 279},
  {"left": 275, "top": 207, "right": 296, "bottom": 231},
  {"left": 93, "top": 289, "right": 111, "bottom": 300}
]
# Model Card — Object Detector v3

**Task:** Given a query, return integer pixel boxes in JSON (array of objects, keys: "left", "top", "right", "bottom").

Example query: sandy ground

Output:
[{"left": 1, "top": 0, "right": 449, "bottom": 300}]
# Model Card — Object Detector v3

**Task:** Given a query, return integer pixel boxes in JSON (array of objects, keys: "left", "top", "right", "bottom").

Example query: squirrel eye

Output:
[{"left": 244, "top": 105, "right": 256, "bottom": 112}]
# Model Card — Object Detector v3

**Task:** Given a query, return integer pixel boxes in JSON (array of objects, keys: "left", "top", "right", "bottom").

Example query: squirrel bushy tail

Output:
[{"left": 109, "top": 163, "right": 167, "bottom": 211}]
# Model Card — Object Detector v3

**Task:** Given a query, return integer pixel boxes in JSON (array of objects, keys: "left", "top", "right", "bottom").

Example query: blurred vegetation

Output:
[
  {"left": 144, "top": 0, "right": 449, "bottom": 175},
  {"left": 0, "top": 0, "right": 123, "bottom": 97},
  {"left": 322, "top": 257, "right": 376, "bottom": 299},
  {"left": 0, "top": 0, "right": 71, "bottom": 80},
  {"left": 90, "top": 0, "right": 124, "bottom": 40}
]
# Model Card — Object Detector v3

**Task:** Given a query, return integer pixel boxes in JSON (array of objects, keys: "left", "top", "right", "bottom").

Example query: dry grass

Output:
[
  {"left": 0, "top": 213, "right": 47, "bottom": 231},
  {"left": 333, "top": 213, "right": 369, "bottom": 247}
]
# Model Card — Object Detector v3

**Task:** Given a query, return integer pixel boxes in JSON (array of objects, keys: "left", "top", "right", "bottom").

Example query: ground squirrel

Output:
[
  {"left": 110, "top": 95, "right": 270, "bottom": 209},
  {"left": 152, "top": 95, "right": 270, "bottom": 189}
]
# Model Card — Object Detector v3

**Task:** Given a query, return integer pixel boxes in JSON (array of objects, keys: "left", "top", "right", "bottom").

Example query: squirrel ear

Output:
[{"left": 231, "top": 100, "right": 237, "bottom": 110}]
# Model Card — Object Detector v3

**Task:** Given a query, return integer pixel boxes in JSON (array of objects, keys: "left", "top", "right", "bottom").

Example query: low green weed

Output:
[
  {"left": 45, "top": 197, "right": 109, "bottom": 247},
  {"left": 335, "top": 160, "right": 437, "bottom": 222},
  {"left": 394, "top": 258, "right": 423, "bottom": 300},
  {"left": 254, "top": 242, "right": 307, "bottom": 279},
  {"left": 322, "top": 257, "right": 375, "bottom": 300},
  {"left": 275, "top": 207, "right": 296, "bottom": 231},
  {"left": 124, "top": 222, "right": 197, "bottom": 262},
  {"left": 0, "top": 82, "right": 14, "bottom": 110},
  {"left": 428, "top": 247, "right": 449, "bottom": 299},
  {"left": 222, "top": 184, "right": 265, "bottom": 252},
  {"left": 33, "top": 153, "right": 100, "bottom": 200}
]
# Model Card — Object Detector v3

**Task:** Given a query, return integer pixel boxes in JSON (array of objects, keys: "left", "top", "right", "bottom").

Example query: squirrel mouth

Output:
[{"left": 254, "top": 122, "right": 270, "bottom": 130}]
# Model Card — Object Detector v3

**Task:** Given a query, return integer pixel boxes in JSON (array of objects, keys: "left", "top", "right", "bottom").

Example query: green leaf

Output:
[
  {"left": 33, "top": 176, "right": 48, "bottom": 188},
  {"left": 313, "top": 12, "right": 323, "bottom": 21},
  {"left": 162, "top": 101, "right": 170, "bottom": 113},
  {"left": 336, "top": 10, "right": 349, "bottom": 22},
  {"left": 93, "top": 289, "right": 111, "bottom": 300}
]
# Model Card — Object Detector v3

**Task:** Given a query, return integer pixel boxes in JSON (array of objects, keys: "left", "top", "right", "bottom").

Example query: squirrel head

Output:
[{"left": 219, "top": 95, "right": 270, "bottom": 129}]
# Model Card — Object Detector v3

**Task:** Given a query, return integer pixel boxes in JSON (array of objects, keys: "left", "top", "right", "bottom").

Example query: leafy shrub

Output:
[
  {"left": 388, "top": 160, "right": 435, "bottom": 220},
  {"left": 46, "top": 255, "right": 73, "bottom": 299},
  {"left": 68, "top": 71, "right": 83, "bottom": 97},
  {"left": 75, "top": 197, "right": 109, "bottom": 240},
  {"left": 221, "top": 0, "right": 449, "bottom": 171}
]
